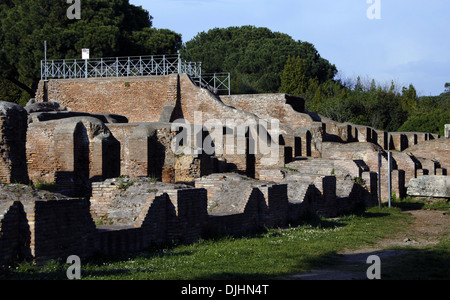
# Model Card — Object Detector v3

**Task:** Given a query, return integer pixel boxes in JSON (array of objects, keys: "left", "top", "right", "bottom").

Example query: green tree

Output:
[
  {"left": 181, "top": 26, "right": 337, "bottom": 94},
  {"left": 401, "top": 84, "right": 419, "bottom": 116},
  {"left": 398, "top": 109, "right": 449, "bottom": 136},
  {"left": 280, "top": 56, "right": 309, "bottom": 96},
  {"left": 0, "top": 0, "right": 182, "bottom": 105}
]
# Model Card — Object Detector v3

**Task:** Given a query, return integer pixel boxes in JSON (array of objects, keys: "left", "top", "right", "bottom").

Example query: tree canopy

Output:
[
  {"left": 0, "top": 0, "right": 182, "bottom": 105},
  {"left": 280, "top": 61, "right": 449, "bottom": 135},
  {"left": 181, "top": 26, "right": 337, "bottom": 94}
]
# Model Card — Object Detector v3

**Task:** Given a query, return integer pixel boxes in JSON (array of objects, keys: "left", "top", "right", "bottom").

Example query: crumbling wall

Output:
[
  {"left": 219, "top": 94, "right": 309, "bottom": 130},
  {"left": 0, "top": 102, "right": 29, "bottom": 184},
  {"left": 22, "top": 198, "right": 98, "bottom": 263},
  {"left": 195, "top": 173, "right": 289, "bottom": 235},
  {"left": 90, "top": 178, "right": 208, "bottom": 245},
  {"left": 0, "top": 184, "right": 97, "bottom": 264},
  {"left": 406, "top": 138, "right": 450, "bottom": 171},
  {"left": 27, "top": 117, "right": 120, "bottom": 196},
  {"left": 0, "top": 200, "right": 31, "bottom": 267}
]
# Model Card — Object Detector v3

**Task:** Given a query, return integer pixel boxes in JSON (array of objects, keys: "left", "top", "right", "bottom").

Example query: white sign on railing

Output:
[{"left": 82, "top": 49, "right": 90, "bottom": 60}]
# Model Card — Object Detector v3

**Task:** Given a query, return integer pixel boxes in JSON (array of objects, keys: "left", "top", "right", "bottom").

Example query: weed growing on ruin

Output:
[
  {"left": 147, "top": 177, "right": 158, "bottom": 183},
  {"left": 354, "top": 177, "right": 366, "bottom": 187},
  {"left": 33, "top": 181, "right": 57, "bottom": 192},
  {"left": 95, "top": 215, "right": 114, "bottom": 226},
  {"left": 117, "top": 176, "right": 134, "bottom": 191}
]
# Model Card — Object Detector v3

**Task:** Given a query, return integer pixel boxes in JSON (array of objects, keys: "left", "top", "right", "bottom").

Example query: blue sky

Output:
[{"left": 130, "top": 0, "right": 450, "bottom": 96}]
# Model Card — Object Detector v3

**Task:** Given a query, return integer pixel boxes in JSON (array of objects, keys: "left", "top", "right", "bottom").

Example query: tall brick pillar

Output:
[{"left": 0, "top": 101, "right": 29, "bottom": 184}]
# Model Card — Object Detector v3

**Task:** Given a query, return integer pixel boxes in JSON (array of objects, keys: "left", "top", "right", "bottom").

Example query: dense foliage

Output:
[
  {"left": 0, "top": 0, "right": 182, "bottom": 105},
  {"left": 181, "top": 26, "right": 337, "bottom": 94},
  {"left": 281, "top": 56, "right": 450, "bottom": 134}
]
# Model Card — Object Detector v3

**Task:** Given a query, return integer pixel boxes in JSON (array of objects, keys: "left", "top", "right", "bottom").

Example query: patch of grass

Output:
[
  {"left": 33, "top": 180, "right": 57, "bottom": 192},
  {"left": 392, "top": 196, "right": 450, "bottom": 212},
  {"left": 0, "top": 206, "right": 413, "bottom": 280}
]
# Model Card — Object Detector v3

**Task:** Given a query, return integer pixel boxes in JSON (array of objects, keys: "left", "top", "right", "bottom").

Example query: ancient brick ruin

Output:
[{"left": 0, "top": 72, "right": 448, "bottom": 266}]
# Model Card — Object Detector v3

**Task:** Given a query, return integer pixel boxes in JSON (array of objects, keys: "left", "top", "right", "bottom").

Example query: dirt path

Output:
[{"left": 285, "top": 209, "right": 450, "bottom": 280}]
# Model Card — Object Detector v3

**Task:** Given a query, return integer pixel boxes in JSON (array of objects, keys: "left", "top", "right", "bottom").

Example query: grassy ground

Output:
[{"left": 0, "top": 199, "right": 448, "bottom": 280}]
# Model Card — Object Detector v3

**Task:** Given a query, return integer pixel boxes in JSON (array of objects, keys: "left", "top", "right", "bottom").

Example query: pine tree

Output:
[{"left": 280, "top": 56, "right": 309, "bottom": 96}]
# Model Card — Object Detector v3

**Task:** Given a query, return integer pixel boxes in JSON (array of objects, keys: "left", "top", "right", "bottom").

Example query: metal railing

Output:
[
  {"left": 41, "top": 54, "right": 201, "bottom": 80},
  {"left": 192, "top": 73, "right": 231, "bottom": 95},
  {"left": 41, "top": 54, "right": 230, "bottom": 95}
]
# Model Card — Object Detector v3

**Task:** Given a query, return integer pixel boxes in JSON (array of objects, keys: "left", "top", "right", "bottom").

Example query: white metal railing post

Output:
[
  {"left": 85, "top": 59, "right": 88, "bottom": 78},
  {"left": 228, "top": 73, "right": 231, "bottom": 95},
  {"left": 63, "top": 59, "right": 66, "bottom": 79},
  {"left": 378, "top": 152, "right": 382, "bottom": 208},
  {"left": 388, "top": 151, "right": 392, "bottom": 208},
  {"left": 116, "top": 57, "right": 119, "bottom": 77},
  {"left": 127, "top": 57, "right": 130, "bottom": 77},
  {"left": 199, "top": 62, "right": 202, "bottom": 85},
  {"left": 163, "top": 55, "right": 166, "bottom": 75}
]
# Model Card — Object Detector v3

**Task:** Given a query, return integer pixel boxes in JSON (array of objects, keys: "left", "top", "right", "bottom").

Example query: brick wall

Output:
[
  {"left": 35, "top": 75, "right": 179, "bottom": 123},
  {"left": 23, "top": 198, "right": 98, "bottom": 263},
  {"left": 0, "top": 102, "right": 29, "bottom": 184},
  {"left": 406, "top": 138, "right": 450, "bottom": 171},
  {"left": 0, "top": 201, "right": 31, "bottom": 266},
  {"left": 219, "top": 94, "right": 309, "bottom": 130},
  {"left": 107, "top": 123, "right": 155, "bottom": 178},
  {"left": 26, "top": 122, "right": 58, "bottom": 184},
  {"left": 26, "top": 117, "right": 120, "bottom": 196},
  {"left": 90, "top": 178, "right": 208, "bottom": 246},
  {"left": 195, "top": 173, "right": 289, "bottom": 233}
]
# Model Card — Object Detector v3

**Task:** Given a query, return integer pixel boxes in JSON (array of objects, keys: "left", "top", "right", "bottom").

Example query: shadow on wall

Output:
[{"left": 0, "top": 201, "right": 32, "bottom": 266}]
